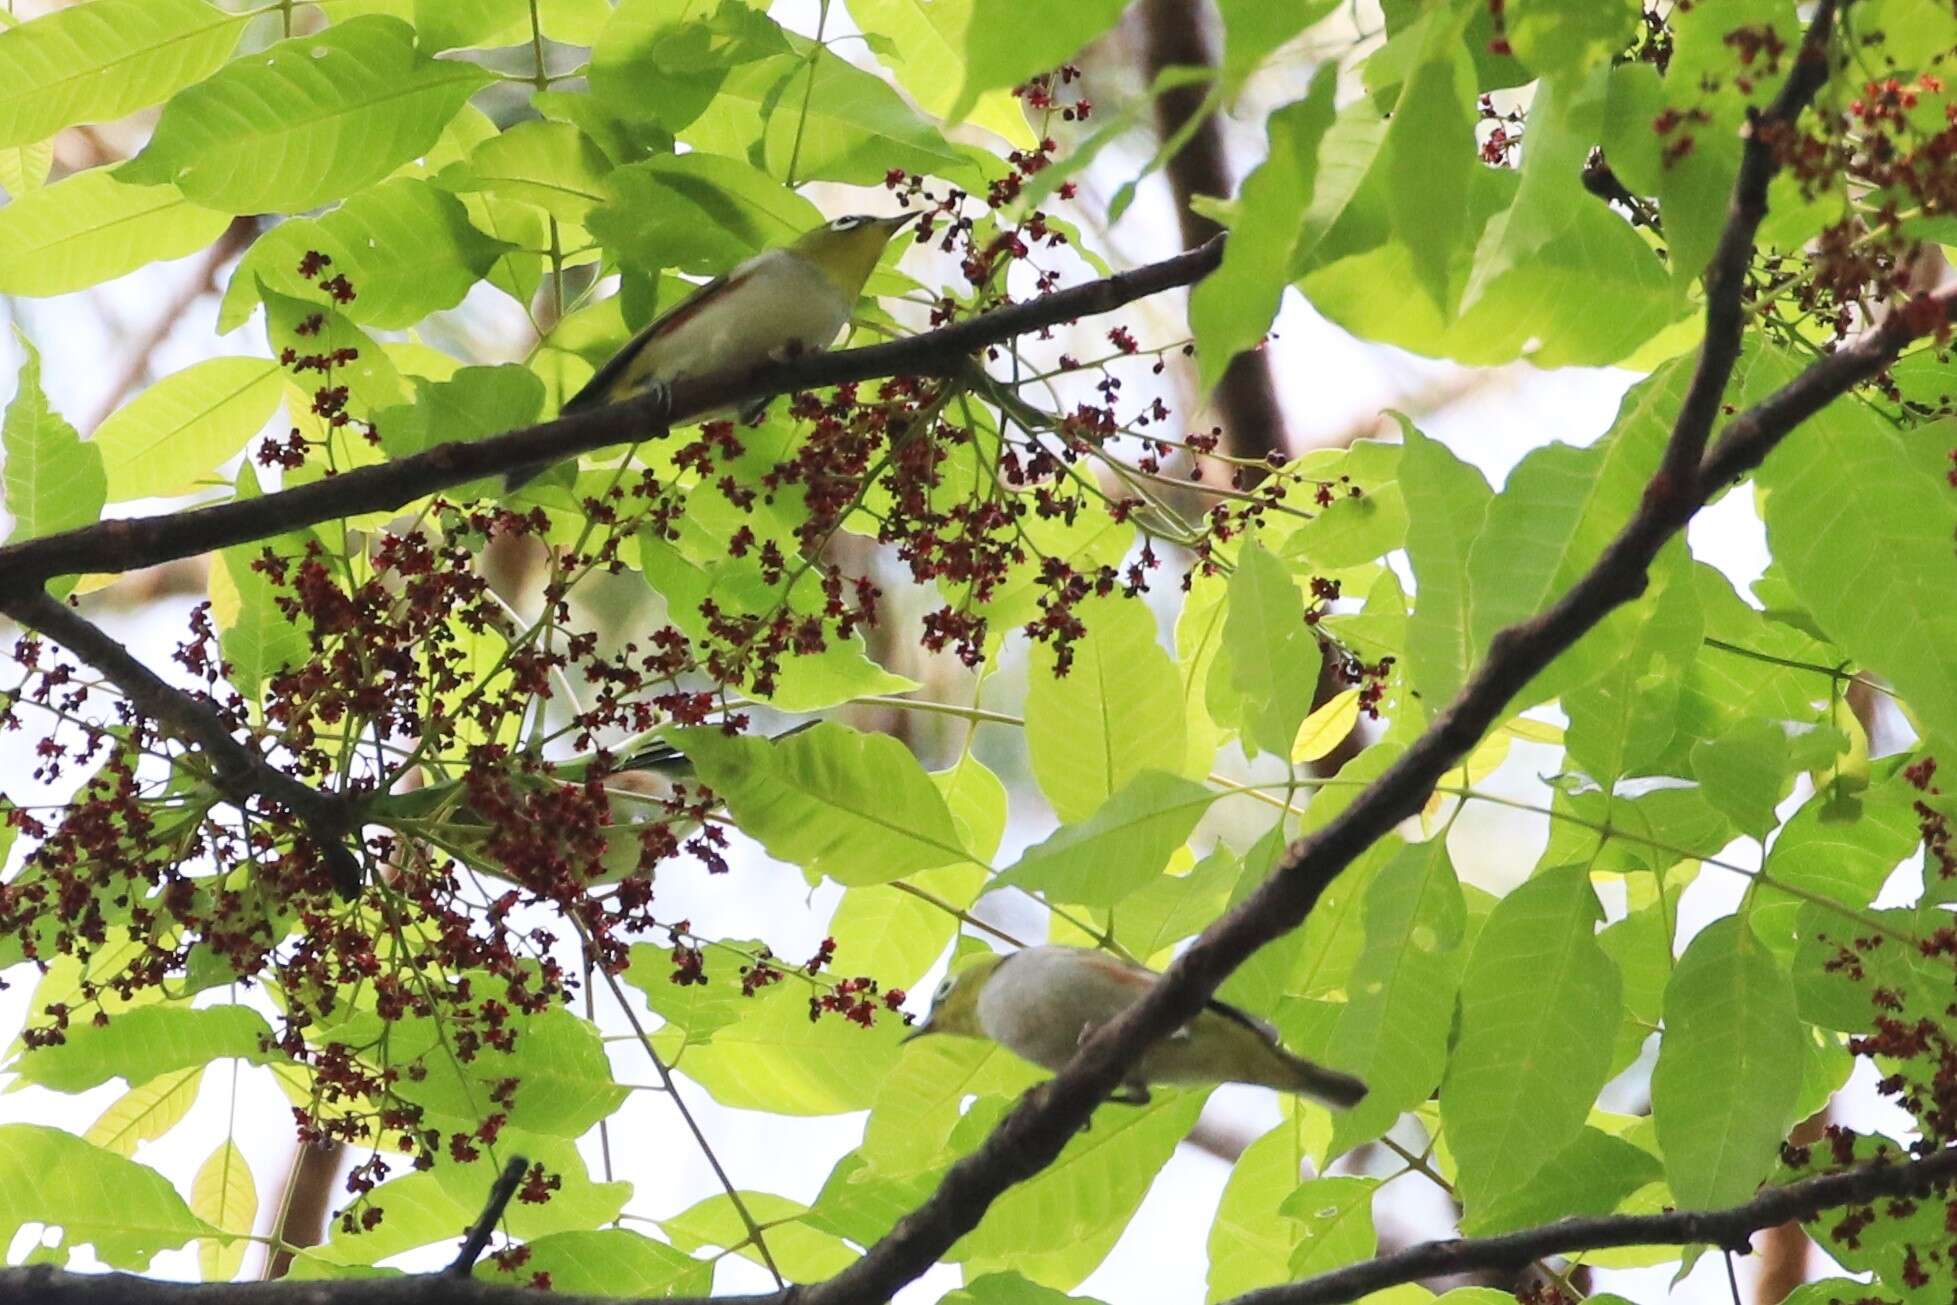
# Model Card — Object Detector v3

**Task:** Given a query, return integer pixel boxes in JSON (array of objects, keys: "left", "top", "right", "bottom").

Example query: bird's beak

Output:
[
  {"left": 900, "top": 1020, "right": 933, "bottom": 1044},
  {"left": 879, "top": 211, "right": 923, "bottom": 233}
]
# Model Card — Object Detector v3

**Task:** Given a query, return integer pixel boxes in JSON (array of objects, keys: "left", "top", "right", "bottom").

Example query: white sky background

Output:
[{"left": 0, "top": 0, "right": 1922, "bottom": 1301}]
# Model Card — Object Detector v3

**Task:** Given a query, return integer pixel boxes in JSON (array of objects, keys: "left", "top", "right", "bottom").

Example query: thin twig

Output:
[
  {"left": 445, "top": 1155, "right": 527, "bottom": 1277},
  {"left": 585, "top": 932, "right": 787, "bottom": 1289},
  {"left": 0, "top": 590, "right": 363, "bottom": 896}
]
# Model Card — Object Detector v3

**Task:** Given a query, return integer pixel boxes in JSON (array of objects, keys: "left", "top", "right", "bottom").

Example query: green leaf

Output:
[
  {"left": 682, "top": 38, "right": 973, "bottom": 185},
  {"left": 948, "top": 1272, "right": 1112, "bottom": 1305},
  {"left": 442, "top": 118, "right": 614, "bottom": 228},
  {"left": 259, "top": 287, "right": 405, "bottom": 417},
  {"left": 94, "top": 356, "right": 281, "bottom": 501},
  {"left": 0, "top": 0, "right": 246, "bottom": 150},
  {"left": 1461, "top": 65, "right": 1676, "bottom": 333},
  {"left": 11, "top": 1005, "right": 281, "bottom": 1093},
  {"left": 376, "top": 364, "right": 544, "bottom": 465},
  {"left": 1655, "top": 0, "right": 1799, "bottom": 284},
  {"left": 1026, "top": 592, "right": 1187, "bottom": 822},
  {"left": 1206, "top": 1120, "right": 1305, "bottom": 1302},
  {"left": 1190, "top": 66, "right": 1339, "bottom": 391},
  {"left": 1463, "top": 356, "right": 1686, "bottom": 708},
  {"left": 1399, "top": 423, "right": 1492, "bottom": 707},
  {"left": 1652, "top": 914, "right": 1803, "bottom": 1208},
  {"left": 1207, "top": 538, "right": 1317, "bottom": 762},
  {"left": 1563, "top": 546, "right": 1702, "bottom": 781},
  {"left": 1689, "top": 716, "right": 1796, "bottom": 838},
  {"left": 586, "top": 150, "right": 822, "bottom": 277},
  {"left": 676, "top": 721, "right": 970, "bottom": 885},
  {"left": 0, "top": 137, "right": 52, "bottom": 197},
  {"left": 1385, "top": 44, "right": 1476, "bottom": 309},
  {"left": 319, "top": 1142, "right": 628, "bottom": 1266},
  {"left": 216, "top": 468, "right": 312, "bottom": 700},
  {"left": 841, "top": 0, "right": 1035, "bottom": 147},
  {"left": 955, "top": 1089, "right": 1206, "bottom": 1289},
  {"left": 219, "top": 178, "right": 508, "bottom": 331},
  {"left": 992, "top": 771, "right": 1218, "bottom": 910},
  {"left": 1761, "top": 779, "right": 1920, "bottom": 923},
  {"left": 666, "top": 1190, "right": 857, "bottom": 1279},
  {"left": 1324, "top": 839, "right": 1467, "bottom": 1158},
  {"left": 1438, "top": 865, "right": 1621, "bottom": 1215},
  {"left": 1506, "top": 0, "right": 1640, "bottom": 76},
  {"left": 83, "top": 1066, "right": 205, "bottom": 1157},
  {"left": 829, "top": 761, "right": 993, "bottom": 985},
  {"left": 1217, "top": 0, "right": 1337, "bottom": 82},
  {"left": 192, "top": 1140, "right": 255, "bottom": 1281},
  {"left": 118, "top": 16, "right": 495, "bottom": 213},
  {"left": 589, "top": 0, "right": 790, "bottom": 135},
  {"left": 1464, "top": 1127, "right": 1661, "bottom": 1234},
  {"left": 0, "top": 1124, "right": 209, "bottom": 1268},
  {"left": 948, "top": 0, "right": 1131, "bottom": 125},
  {"left": 0, "top": 167, "right": 228, "bottom": 296},
  {"left": 863, "top": 1034, "right": 1041, "bottom": 1174},
  {"left": 1756, "top": 364, "right": 1957, "bottom": 749},
  {"left": 623, "top": 940, "right": 755, "bottom": 1048},
  {"left": 4, "top": 329, "right": 105, "bottom": 599},
  {"left": 1278, "top": 1175, "right": 1377, "bottom": 1278},
  {"left": 482, "top": 1229, "right": 711, "bottom": 1297},
  {"left": 662, "top": 980, "right": 905, "bottom": 1114},
  {"left": 414, "top": 0, "right": 528, "bottom": 50},
  {"left": 1114, "top": 844, "right": 1239, "bottom": 964}
]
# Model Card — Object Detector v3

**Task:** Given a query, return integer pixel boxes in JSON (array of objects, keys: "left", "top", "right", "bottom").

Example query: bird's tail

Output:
[{"left": 1273, "top": 1049, "right": 1367, "bottom": 1108}]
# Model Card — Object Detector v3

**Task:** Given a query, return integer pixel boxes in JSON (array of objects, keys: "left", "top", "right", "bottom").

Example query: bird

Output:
[
  {"left": 505, "top": 211, "right": 921, "bottom": 490},
  {"left": 904, "top": 944, "right": 1368, "bottom": 1108}
]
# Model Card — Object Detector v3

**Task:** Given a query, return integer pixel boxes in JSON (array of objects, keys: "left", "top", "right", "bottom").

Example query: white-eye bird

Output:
[
  {"left": 506, "top": 211, "right": 920, "bottom": 490},
  {"left": 905, "top": 945, "right": 1367, "bottom": 1108}
]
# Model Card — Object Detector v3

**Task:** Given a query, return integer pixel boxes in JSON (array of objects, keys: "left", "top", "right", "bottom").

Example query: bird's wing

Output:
[
  {"left": 1085, "top": 951, "right": 1277, "bottom": 1042},
  {"left": 559, "top": 264, "right": 758, "bottom": 414}
]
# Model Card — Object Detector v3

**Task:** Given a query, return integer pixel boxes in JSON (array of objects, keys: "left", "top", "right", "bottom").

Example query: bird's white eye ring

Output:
[
  {"left": 833, "top": 215, "right": 865, "bottom": 230},
  {"left": 933, "top": 977, "right": 954, "bottom": 1004}
]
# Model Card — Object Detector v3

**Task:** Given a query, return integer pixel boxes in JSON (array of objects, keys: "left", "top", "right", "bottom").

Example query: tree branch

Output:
[
  {"left": 788, "top": 8, "right": 1909, "bottom": 1303},
  {"left": 1224, "top": 1146, "right": 1957, "bottom": 1305},
  {"left": 0, "top": 238, "right": 1223, "bottom": 599},
  {"left": 0, "top": 589, "right": 363, "bottom": 895},
  {"left": 5, "top": 1148, "right": 1952, "bottom": 1305},
  {"left": 0, "top": 1268, "right": 768, "bottom": 1305}
]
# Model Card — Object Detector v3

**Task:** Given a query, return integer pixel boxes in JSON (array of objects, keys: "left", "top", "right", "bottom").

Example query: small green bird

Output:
[
  {"left": 506, "top": 211, "right": 920, "bottom": 490},
  {"left": 906, "top": 945, "right": 1368, "bottom": 1107}
]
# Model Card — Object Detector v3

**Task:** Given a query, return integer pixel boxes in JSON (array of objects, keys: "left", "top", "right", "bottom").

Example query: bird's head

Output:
[
  {"left": 902, "top": 950, "right": 1008, "bottom": 1042},
  {"left": 791, "top": 212, "right": 919, "bottom": 298}
]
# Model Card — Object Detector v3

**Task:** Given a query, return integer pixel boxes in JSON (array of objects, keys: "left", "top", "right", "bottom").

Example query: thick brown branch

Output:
[
  {"left": 790, "top": 9, "right": 1873, "bottom": 1303},
  {"left": 0, "top": 1268, "right": 767, "bottom": 1305},
  {"left": 0, "top": 589, "right": 362, "bottom": 895},
  {"left": 0, "top": 238, "right": 1223, "bottom": 598},
  {"left": 1226, "top": 1147, "right": 1957, "bottom": 1305}
]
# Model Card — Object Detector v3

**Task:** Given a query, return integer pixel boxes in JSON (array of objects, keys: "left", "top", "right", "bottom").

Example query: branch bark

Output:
[{"left": 0, "top": 238, "right": 1223, "bottom": 599}]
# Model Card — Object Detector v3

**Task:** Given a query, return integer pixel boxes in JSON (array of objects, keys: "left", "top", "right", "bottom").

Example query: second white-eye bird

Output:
[
  {"left": 506, "top": 211, "right": 920, "bottom": 490},
  {"left": 906, "top": 945, "right": 1367, "bottom": 1108}
]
